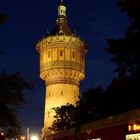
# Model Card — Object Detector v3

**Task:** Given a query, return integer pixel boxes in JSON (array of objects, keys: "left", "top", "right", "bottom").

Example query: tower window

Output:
[
  {"left": 74, "top": 92, "right": 76, "bottom": 97},
  {"left": 61, "top": 91, "right": 63, "bottom": 96},
  {"left": 48, "top": 111, "right": 50, "bottom": 118},
  {"left": 49, "top": 92, "right": 50, "bottom": 97},
  {"left": 72, "top": 51, "right": 75, "bottom": 58},
  {"left": 48, "top": 50, "right": 50, "bottom": 58},
  {"left": 60, "top": 50, "right": 63, "bottom": 56}
]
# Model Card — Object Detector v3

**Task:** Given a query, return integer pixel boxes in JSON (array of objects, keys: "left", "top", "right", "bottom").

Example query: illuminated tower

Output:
[{"left": 36, "top": 0, "right": 87, "bottom": 137}]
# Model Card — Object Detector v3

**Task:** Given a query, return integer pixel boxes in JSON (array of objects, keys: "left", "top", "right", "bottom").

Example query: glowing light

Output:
[
  {"left": 133, "top": 124, "right": 137, "bottom": 130},
  {"left": 87, "top": 129, "right": 91, "bottom": 135},
  {"left": 21, "top": 136, "right": 26, "bottom": 140},
  {"left": 128, "top": 125, "right": 131, "bottom": 131},
  {"left": 128, "top": 123, "right": 140, "bottom": 131},
  {"left": 31, "top": 135, "right": 38, "bottom": 140},
  {"left": 1, "top": 132, "right": 4, "bottom": 136}
]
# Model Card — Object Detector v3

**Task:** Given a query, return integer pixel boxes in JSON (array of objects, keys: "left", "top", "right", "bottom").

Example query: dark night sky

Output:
[{"left": 0, "top": 0, "right": 129, "bottom": 136}]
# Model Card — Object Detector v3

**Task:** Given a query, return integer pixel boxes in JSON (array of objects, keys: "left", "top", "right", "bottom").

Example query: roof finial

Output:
[
  {"left": 58, "top": 0, "right": 66, "bottom": 17},
  {"left": 47, "top": 29, "right": 50, "bottom": 36}
]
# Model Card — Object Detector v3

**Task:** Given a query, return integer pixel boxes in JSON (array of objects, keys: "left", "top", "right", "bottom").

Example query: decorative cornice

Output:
[
  {"left": 36, "top": 35, "right": 87, "bottom": 53},
  {"left": 46, "top": 79, "right": 79, "bottom": 87},
  {"left": 40, "top": 61, "right": 84, "bottom": 73}
]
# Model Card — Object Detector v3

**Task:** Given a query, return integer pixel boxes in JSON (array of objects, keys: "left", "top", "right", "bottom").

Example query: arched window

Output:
[
  {"left": 48, "top": 50, "right": 51, "bottom": 58},
  {"left": 72, "top": 51, "right": 75, "bottom": 58},
  {"left": 61, "top": 90, "right": 63, "bottom": 96},
  {"left": 48, "top": 111, "right": 50, "bottom": 118},
  {"left": 60, "top": 49, "right": 63, "bottom": 56}
]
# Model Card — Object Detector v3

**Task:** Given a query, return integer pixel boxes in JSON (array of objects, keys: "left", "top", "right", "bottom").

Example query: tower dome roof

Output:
[{"left": 50, "top": 18, "right": 72, "bottom": 36}]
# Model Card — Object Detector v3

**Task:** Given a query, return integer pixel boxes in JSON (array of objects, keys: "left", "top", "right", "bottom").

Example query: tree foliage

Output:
[
  {"left": 0, "top": 72, "right": 33, "bottom": 137},
  {"left": 49, "top": 103, "right": 77, "bottom": 132},
  {"left": 81, "top": 86, "right": 106, "bottom": 122},
  {"left": 106, "top": 0, "right": 140, "bottom": 77},
  {"left": 105, "top": 0, "right": 140, "bottom": 113}
]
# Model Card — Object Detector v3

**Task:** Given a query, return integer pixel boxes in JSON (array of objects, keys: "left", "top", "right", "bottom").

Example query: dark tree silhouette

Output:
[
  {"left": 81, "top": 86, "right": 106, "bottom": 122},
  {"left": 0, "top": 72, "right": 33, "bottom": 137},
  {"left": 49, "top": 103, "right": 77, "bottom": 132},
  {"left": 106, "top": 0, "right": 140, "bottom": 77},
  {"left": 105, "top": 0, "right": 140, "bottom": 114}
]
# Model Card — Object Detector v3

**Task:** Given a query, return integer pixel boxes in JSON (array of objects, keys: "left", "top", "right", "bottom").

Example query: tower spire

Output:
[{"left": 50, "top": 0, "right": 72, "bottom": 36}]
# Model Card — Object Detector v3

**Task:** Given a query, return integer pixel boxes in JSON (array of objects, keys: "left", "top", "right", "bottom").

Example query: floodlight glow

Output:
[
  {"left": 31, "top": 135, "right": 38, "bottom": 140},
  {"left": 1, "top": 132, "right": 4, "bottom": 136}
]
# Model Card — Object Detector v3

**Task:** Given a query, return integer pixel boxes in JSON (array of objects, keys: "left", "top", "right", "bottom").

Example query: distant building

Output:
[
  {"left": 36, "top": 0, "right": 87, "bottom": 138},
  {"left": 46, "top": 108, "right": 140, "bottom": 140}
]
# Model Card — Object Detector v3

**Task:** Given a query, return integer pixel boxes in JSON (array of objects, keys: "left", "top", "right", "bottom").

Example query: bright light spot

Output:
[
  {"left": 21, "top": 136, "right": 26, "bottom": 140},
  {"left": 133, "top": 124, "right": 137, "bottom": 130},
  {"left": 1, "top": 132, "right": 4, "bottom": 136},
  {"left": 128, "top": 125, "right": 131, "bottom": 131},
  {"left": 31, "top": 135, "right": 38, "bottom": 140}
]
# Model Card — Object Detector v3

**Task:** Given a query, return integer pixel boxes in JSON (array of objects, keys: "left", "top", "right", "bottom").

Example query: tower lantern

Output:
[
  {"left": 36, "top": 0, "right": 88, "bottom": 137},
  {"left": 58, "top": 0, "right": 66, "bottom": 17}
]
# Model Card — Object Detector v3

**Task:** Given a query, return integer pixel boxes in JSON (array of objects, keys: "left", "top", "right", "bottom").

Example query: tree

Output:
[
  {"left": 106, "top": 0, "right": 140, "bottom": 77},
  {"left": 81, "top": 86, "right": 106, "bottom": 122},
  {"left": 49, "top": 103, "right": 77, "bottom": 132},
  {"left": 105, "top": 0, "right": 140, "bottom": 113},
  {"left": 0, "top": 72, "right": 33, "bottom": 137}
]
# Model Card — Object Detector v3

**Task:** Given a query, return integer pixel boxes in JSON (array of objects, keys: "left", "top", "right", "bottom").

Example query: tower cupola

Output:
[
  {"left": 58, "top": 0, "right": 66, "bottom": 17},
  {"left": 50, "top": 0, "right": 72, "bottom": 36}
]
